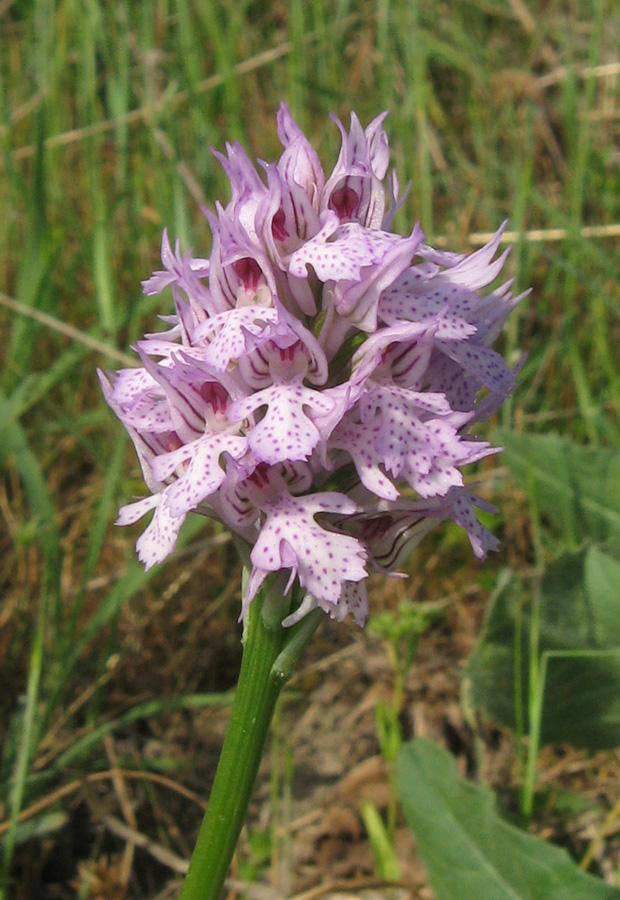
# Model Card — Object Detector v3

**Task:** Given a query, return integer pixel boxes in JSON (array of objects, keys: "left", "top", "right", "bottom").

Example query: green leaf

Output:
[
  {"left": 360, "top": 800, "right": 401, "bottom": 881},
  {"left": 584, "top": 545, "right": 620, "bottom": 645},
  {"left": 397, "top": 738, "right": 620, "bottom": 900},
  {"left": 495, "top": 430, "right": 620, "bottom": 547},
  {"left": 466, "top": 548, "right": 620, "bottom": 750}
]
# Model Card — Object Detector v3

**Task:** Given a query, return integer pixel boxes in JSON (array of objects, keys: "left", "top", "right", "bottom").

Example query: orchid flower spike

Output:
[{"left": 100, "top": 104, "right": 526, "bottom": 627}]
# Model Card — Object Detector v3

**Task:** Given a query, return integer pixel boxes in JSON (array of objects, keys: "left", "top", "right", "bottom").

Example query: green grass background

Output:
[{"left": 1, "top": 0, "right": 619, "bottom": 896}]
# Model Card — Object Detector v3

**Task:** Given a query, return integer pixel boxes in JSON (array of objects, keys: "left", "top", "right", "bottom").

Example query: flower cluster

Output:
[{"left": 100, "top": 105, "right": 525, "bottom": 627}]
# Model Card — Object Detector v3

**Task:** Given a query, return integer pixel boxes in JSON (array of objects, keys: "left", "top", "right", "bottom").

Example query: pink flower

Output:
[{"left": 100, "top": 104, "right": 526, "bottom": 625}]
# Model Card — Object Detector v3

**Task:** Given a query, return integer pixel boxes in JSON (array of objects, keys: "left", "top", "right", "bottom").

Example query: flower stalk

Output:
[{"left": 178, "top": 579, "right": 321, "bottom": 900}]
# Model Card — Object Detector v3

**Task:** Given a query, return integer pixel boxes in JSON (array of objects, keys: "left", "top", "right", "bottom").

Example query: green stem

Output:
[{"left": 178, "top": 583, "right": 321, "bottom": 900}]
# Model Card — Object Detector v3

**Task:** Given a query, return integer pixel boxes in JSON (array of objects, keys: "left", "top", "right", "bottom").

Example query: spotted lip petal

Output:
[
  {"left": 229, "top": 382, "right": 336, "bottom": 465},
  {"left": 329, "top": 415, "right": 401, "bottom": 501},
  {"left": 195, "top": 306, "right": 279, "bottom": 372},
  {"left": 246, "top": 488, "right": 367, "bottom": 612},
  {"left": 289, "top": 218, "right": 408, "bottom": 285},
  {"left": 163, "top": 432, "right": 249, "bottom": 516},
  {"left": 100, "top": 105, "right": 526, "bottom": 627}
]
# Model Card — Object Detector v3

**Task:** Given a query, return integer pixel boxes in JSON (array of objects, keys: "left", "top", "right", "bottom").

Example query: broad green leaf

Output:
[
  {"left": 584, "top": 545, "right": 620, "bottom": 645},
  {"left": 466, "top": 548, "right": 620, "bottom": 749},
  {"left": 495, "top": 430, "right": 620, "bottom": 547},
  {"left": 397, "top": 738, "right": 620, "bottom": 900}
]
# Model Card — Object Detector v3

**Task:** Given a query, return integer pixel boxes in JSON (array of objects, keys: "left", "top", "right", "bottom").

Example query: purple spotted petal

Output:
[
  {"left": 229, "top": 383, "right": 335, "bottom": 464},
  {"left": 289, "top": 220, "right": 408, "bottom": 284},
  {"left": 438, "top": 489, "right": 500, "bottom": 558},
  {"left": 164, "top": 433, "right": 248, "bottom": 516},
  {"left": 282, "top": 580, "right": 369, "bottom": 627},
  {"left": 135, "top": 493, "right": 186, "bottom": 570},
  {"left": 330, "top": 225, "right": 424, "bottom": 332},
  {"left": 436, "top": 339, "right": 518, "bottom": 397},
  {"left": 116, "top": 493, "right": 160, "bottom": 527},
  {"left": 330, "top": 415, "right": 399, "bottom": 501},
  {"left": 195, "top": 306, "right": 278, "bottom": 372},
  {"left": 247, "top": 491, "right": 367, "bottom": 608}
]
